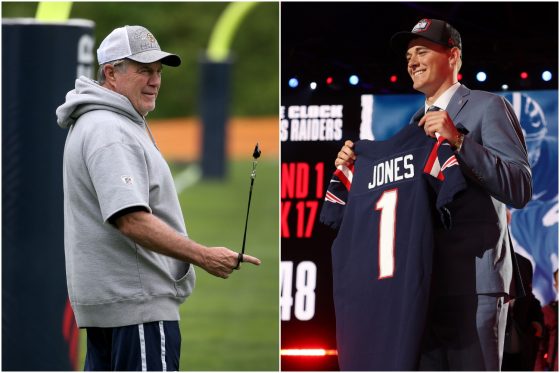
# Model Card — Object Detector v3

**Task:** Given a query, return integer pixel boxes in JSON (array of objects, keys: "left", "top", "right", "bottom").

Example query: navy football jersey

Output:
[{"left": 320, "top": 124, "right": 467, "bottom": 370}]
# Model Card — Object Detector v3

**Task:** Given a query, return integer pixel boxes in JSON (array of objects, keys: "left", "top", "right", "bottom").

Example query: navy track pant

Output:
[{"left": 84, "top": 321, "right": 181, "bottom": 371}]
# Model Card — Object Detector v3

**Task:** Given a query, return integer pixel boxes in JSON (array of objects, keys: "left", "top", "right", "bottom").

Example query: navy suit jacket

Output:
[{"left": 410, "top": 85, "right": 532, "bottom": 296}]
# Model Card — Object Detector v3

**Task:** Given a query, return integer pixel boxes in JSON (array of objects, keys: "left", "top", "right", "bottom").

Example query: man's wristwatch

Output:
[{"left": 454, "top": 132, "right": 465, "bottom": 152}]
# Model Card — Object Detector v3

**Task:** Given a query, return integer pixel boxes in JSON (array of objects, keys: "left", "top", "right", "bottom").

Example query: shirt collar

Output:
[{"left": 424, "top": 82, "right": 461, "bottom": 113}]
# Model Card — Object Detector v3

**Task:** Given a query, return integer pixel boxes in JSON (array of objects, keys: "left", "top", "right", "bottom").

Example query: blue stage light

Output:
[
  {"left": 288, "top": 78, "right": 299, "bottom": 88},
  {"left": 476, "top": 72, "right": 487, "bottom": 82},
  {"left": 542, "top": 71, "right": 552, "bottom": 82}
]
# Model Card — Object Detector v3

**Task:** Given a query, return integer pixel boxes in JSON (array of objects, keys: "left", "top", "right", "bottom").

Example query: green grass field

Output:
[{"left": 78, "top": 159, "right": 279, "bottom": 371}]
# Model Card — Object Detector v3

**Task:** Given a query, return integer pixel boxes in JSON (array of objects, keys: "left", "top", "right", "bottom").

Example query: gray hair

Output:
[{"left": 97, "top": 59, "right": 128, "bottom": 85}]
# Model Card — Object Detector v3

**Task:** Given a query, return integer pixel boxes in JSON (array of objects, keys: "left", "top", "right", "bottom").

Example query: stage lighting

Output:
[
  {"left": 501, "top": 84, "right": 509, "bottom": 90},
  {"left": 457, "top": 73, "right": 463, "bottom": 81},
  {"left": 476, "top": 72, "right": 487, "bottom": 82},
  {"left": 542, "top": 71, "right": 552, "bottom": 82},
  {"left": 326, "top": 76, "right": 333, "bottom": 85},
  {"left": 288, "top": 78, "right": 299, "bottom": 88},
  {"left": 520, "top": 72, "right": 529, "bottom": 80},
  {"left": 349, "top": 75, "right": 359, "bottom": 85},
  {"left": 390, "top": 75, "right": 398, "bottom": 83},
  {"left": 310, "top": 82, "right": 317, "bottom": 90}
]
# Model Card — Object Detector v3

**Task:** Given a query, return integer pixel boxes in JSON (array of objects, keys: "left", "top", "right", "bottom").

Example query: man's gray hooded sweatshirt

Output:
[{"left": 56, "top": 76, "right": 195, "bottom": 328}]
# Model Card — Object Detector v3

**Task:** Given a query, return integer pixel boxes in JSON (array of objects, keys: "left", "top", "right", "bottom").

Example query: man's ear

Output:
[
  {"left": 449, "top": 47, "right": 462, "bottom": 71},
  {"left": 449, "top": 48, "right": 459, "bottom": 63},
  {"left": 103, "top": 64, "right": 117, "bottom": 86}
]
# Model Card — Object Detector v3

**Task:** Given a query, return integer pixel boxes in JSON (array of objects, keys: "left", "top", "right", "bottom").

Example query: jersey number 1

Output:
[{"left": 375, "top": 189, "right": 398, "bottom": 279}]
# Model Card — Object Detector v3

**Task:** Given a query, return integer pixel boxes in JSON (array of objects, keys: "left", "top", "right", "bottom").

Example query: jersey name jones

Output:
[{"left": 368, "top": 154, "right": 414, "bottom": 189}]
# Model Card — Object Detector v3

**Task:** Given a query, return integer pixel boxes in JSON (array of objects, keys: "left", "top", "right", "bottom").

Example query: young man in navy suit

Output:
[{"left": 335, "top": 19, "right": 532, "bottom": 370}]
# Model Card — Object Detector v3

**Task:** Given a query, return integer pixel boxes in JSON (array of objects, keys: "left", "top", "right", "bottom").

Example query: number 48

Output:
[{"left": 280, "top": 261, "right": 317, "bottom": 321}]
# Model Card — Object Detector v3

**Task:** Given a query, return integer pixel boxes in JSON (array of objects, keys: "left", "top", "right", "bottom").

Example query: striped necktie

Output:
[
  {"left": 426, "top": 105, "right": 442, "bottom": 138},
  {"left": 427, "top": 105, "right": 441, "bottom": 113}
]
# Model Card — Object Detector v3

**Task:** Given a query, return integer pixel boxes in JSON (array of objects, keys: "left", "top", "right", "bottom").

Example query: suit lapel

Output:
[
  {"left": 409, "top": 106, "right": 425, "bottom": 125},
  {"left": 446, "top": 84, "right": 470, "bottom": 126},
  {"left": 409, "top": 84, "right": 471, "bottom": 129}
]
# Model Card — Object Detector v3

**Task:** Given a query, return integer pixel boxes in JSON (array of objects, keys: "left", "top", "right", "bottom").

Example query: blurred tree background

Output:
[
  {"left": 2, "top": 2, "right": 279, "bottom": 119},
  {"left": 3, "top": 3, "right": 279, "bottom": 371}
]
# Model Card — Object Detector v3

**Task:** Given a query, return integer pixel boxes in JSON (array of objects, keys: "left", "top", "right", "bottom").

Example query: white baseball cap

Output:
[{"left": 97, "top": 25, "right": 181, "bottom": 67}]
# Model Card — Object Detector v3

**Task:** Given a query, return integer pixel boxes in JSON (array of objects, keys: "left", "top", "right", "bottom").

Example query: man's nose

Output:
[{"left": 148, "top": 72, "right": 161, "bottom": 87}]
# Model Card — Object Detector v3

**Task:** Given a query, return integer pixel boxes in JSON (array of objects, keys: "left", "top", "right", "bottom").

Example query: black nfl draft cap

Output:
[{"left": 390, "top": 18, "right": 462, "bottom": 55}]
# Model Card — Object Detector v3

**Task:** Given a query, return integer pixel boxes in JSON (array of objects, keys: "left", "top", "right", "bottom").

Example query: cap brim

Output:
[
  {"left": 390, "top": 31, "right": 419, "bottom": 56},
  {"left": 390, "top": 31, "right": 457, "bottom": 56},
  {"left": 128, "top": 50, "right": 181, "bottom": 67}
]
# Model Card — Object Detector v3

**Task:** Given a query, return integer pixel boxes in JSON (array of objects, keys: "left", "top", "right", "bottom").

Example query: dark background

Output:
[{"left": 282, "top": 2, "right": 558, "bottom": 95}]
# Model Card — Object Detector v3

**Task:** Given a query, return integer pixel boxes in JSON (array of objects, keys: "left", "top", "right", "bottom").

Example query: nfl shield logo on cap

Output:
[{"left": 412, "top": 19, "right": 432, "bottom": 33}]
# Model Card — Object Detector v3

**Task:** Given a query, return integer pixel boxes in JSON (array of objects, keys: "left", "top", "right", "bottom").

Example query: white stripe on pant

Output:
[
  {"left": 138, "top": 324, "right": 147, "bottom": 372},
  {"left": 138, "top": 322, "right": 168, "bottom": 371},
  {"left": 159, "top": 321, "right": 167, "bottom": 371}
]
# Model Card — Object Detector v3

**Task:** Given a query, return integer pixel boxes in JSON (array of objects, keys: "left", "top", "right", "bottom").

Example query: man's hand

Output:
[
  {"left": 200, "top": 247, "right": 261, "bottom": 279},
  {"left": 335, "top": 140, "right": 356, "bottom": 167},
  {"left": 114, "top": 210, "right": 261, "bottom": 279},
  {"left": 418, "top": 110, "right": 461, "bottom": 146}
]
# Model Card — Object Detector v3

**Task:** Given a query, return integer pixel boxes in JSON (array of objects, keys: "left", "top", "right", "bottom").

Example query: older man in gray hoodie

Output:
[{"left": 56, "top": 25, "right": 260, "bottom": 371}]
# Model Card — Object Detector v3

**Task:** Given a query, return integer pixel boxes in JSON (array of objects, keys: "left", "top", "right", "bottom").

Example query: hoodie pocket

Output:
[{"left": 174, "top": 264, "right": 196, "bottom": 298}]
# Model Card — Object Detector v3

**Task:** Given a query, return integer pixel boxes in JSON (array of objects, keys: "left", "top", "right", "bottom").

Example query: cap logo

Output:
[
  {"left": 412, "top": 19, "right": 431, "bottom": 33},
  {"left": 131, "top": 28, "right": 159, "bottom": 51}
]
